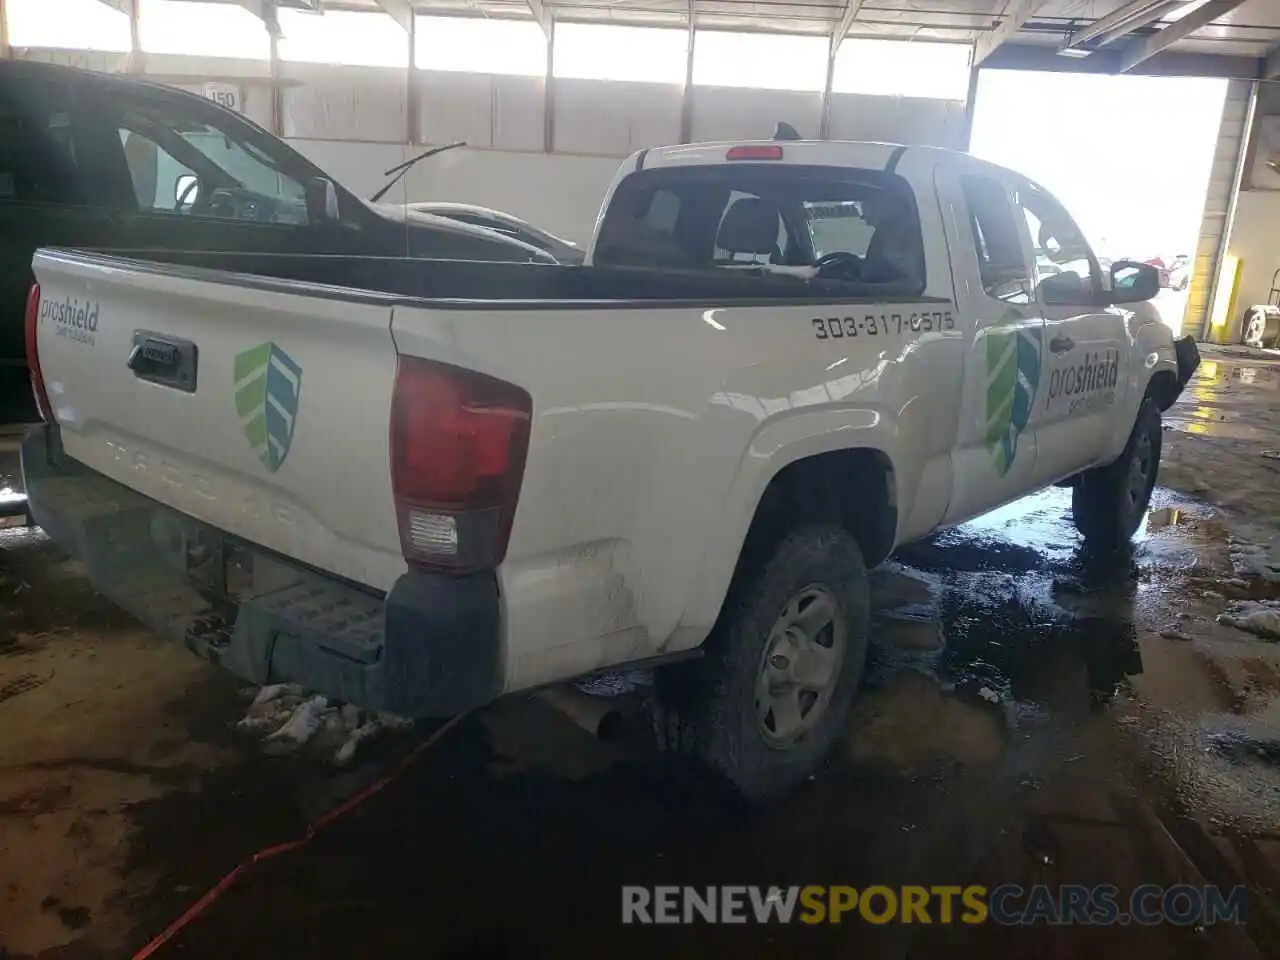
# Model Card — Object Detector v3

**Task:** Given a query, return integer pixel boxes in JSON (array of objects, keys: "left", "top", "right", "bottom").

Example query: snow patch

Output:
[
  {"left": 1217, "top": 600, "right": 1280, "bottom": 641},
  {"left": 236, "top": 684, "right": 414, "bottom": 764}
]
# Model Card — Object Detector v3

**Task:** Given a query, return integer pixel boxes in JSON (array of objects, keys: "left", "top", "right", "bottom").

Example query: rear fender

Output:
[{"left": 675, "top": 407, "right": 903, "bottom": 642}]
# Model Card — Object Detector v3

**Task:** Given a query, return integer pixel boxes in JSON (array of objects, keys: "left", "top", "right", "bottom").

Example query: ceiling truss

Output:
[{"left": 67, "top": 0, "right": 1280, "bottom": 81}]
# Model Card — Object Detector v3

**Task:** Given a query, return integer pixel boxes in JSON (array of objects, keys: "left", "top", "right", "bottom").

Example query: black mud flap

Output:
[{"left": 1174, "top": 335, "right": 1201, "bottom": 395}]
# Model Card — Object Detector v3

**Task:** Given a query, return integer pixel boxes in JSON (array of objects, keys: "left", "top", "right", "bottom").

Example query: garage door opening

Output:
[{"left": 969, "top": 70, "right": 1229, "bottom": 336}]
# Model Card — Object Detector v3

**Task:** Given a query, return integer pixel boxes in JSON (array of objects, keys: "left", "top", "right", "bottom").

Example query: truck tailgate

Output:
[{"left": 30, "top": 249, "right": 405, "bottom": 592}]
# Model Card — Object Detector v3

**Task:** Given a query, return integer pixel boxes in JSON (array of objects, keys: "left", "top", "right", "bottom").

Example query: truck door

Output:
[
  {"left": 1012, "top": 180, "right": 1127, "bottom": 485},
  {"left": 938, "top": 168, "right": 1047, "bottom": 526}
]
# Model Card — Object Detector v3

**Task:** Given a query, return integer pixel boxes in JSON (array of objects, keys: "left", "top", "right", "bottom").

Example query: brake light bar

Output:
[{"left": 726, "top": 145, "right": 784, "bottom": 161}]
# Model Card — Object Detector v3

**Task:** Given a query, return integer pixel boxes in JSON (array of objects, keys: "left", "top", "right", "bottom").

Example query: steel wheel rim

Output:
[
  {"left": 754, "top": 585, "right": 846, "bottom": 747},
  {"left": 1127, "top": 428, "right": 1153, "bottom": 511}
]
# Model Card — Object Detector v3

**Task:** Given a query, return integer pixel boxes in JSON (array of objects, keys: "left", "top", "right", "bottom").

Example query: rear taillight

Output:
[
  {"left": 24, "top": 283, "right": 53, "bottom": 422},
  {"left": 390, "top": 357, "right": 531, "bottom": 574}
]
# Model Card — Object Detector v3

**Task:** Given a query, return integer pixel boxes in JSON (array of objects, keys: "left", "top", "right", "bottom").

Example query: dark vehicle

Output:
[
  {"left": 0, "top": 60, "right": 552, "bottom": 418},
  {"left": 405, "top": 202, "right": 585, "bottom": 264}
]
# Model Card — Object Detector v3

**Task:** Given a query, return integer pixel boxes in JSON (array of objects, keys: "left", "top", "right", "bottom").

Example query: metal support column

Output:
[
  {"left": 267, "top": 2, "right": 282, "bottom": 138},
  {"left": 959, "top": 60, "right": 981, "bottom": 152},
  {"left": 679, "top": 4, "right": 695, "bottom": 143},
  {"left": 543, "top": 19, "right": 555, "bottom": 153},
  {"left": 0, "top": 0, "right": 11, "bottom": 60},
  {"left": 819, "top": 47, "right": 836, "bottom": 139},
  {"left": 407, "top": 13, "right": 419, "bottom": 144}
]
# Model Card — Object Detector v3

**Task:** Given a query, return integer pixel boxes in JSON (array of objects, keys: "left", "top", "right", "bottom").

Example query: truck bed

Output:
[{"left": 82, "top": 249, "right": 933, "bottom": 306}]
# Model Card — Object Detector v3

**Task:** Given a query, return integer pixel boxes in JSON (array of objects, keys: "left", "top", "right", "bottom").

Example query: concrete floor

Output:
[{"left": 1, "top": 347, "right": 1279, "bottom": 959}]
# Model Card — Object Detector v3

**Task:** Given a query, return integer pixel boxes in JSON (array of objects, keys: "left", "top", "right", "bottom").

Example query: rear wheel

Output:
[
  {"left": 653, "top": 526, "right": 870, "bottom": 803},
  {"left": 1072, "top": 399, "right": 1162, "bottom": 547}
]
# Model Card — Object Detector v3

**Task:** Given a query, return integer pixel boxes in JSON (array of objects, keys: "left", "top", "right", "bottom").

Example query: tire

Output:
[
  {"left": 1243, "top": 307, "right": 1280, "bottom": 349},
  {"left": 653, "top": 525, "right": 870, "bottom": 803},
  {"left": 1072, "top": 399, "right": 1162, "bottom": 547}
]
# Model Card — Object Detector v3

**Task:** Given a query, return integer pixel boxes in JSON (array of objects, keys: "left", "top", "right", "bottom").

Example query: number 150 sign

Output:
[{"left": 202, "top": 82, "right": 243, "bottom": 113}]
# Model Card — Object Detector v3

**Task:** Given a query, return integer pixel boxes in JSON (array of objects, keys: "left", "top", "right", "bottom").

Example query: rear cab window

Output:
[{"left": 593, "top": 163, "right": 927, "bottom": 297}]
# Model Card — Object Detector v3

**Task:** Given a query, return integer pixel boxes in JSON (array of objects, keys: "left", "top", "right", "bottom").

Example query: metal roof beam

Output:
[
  {"left": 1264, "top": 41, "right": 1280, "bottom": 79},
  {"left": 372, "top": 0, "right": 413, "bottom": 33},
  {"left": 974, "top": 0, "right": 1049, "bottom": 66},
  {"left": 232, "top": 1, "right": 281, "bottom": 37},
  {"left": 526, "top": 0, "right": 552, "bottom": 38},
  {"left": 1118, "top": 0, "right": 1246, "bottom": 73},
  {"left": 1060, "top": 0, "right": 1181, "bottom": 52},
  {"left": 829, "top": 0, "right": 865, "bottom": 58}
]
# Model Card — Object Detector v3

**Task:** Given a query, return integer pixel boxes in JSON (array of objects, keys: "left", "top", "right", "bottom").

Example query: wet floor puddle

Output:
[{"left": 1165, "top": 361, "right": 1280, "bottom": 441}]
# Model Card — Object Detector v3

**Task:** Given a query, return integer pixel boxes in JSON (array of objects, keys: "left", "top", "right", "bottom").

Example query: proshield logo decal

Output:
[
  {"left": 1047, "top": 349, "right": 1119, "bottom": 416},
  {"left": 234, "top": 343, "right": 302, "bottom": 472},
  {"left": 984, "top": 315, "right": 1042, "bottom": 478},
  {"left": 42, "top": 296, "right": 99, "bottom": 346}
]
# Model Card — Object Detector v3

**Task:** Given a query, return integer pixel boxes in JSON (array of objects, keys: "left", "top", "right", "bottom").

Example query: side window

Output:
[
  {"left": 961, "top": 176, "right": 1032, "bottom": 305},
  {"left": 112, "top": 99, "right": 308, "bottom": 225},
  {"left": 119, "top": 129, "right": 192, "bottom": 211},
  {"left": 0, "top": 78, "right": 84, "bottom": 205},
  {"left": 1014, "top": 183, "right": 1098, "bottom": 305}
]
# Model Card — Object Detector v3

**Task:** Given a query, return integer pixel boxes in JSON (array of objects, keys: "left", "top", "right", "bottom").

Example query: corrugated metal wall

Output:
[{"left": 1184, "top": 78, "right": 1256, "bottom": 339}]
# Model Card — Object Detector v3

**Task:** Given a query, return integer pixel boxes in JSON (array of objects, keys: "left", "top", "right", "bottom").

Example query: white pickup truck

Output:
[{"left": 22, "top": 139, "right": 1198, "bottom": 801}]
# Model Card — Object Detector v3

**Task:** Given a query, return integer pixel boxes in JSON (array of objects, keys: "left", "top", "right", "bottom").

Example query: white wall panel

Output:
[
  {"left": 690, "top": 87, "right": 822, "bottom": 142},
  {"left": 553, "top": 79, "right": 681, "bottom": 156},
  {"left": 165, "top": 80, "right": 273, "bottom": 130},
  {"left": 281, "top": 63, "right": 407, "bottom": 142},
  {"left": 14, "top": 47, "right": 129, "bottom": 71},
  {"left": 827, "top": 94, "right": 967, "bottom": 149},
  {"left": 417, "top": 70, "right": 545, "bottom": 152},
  {"left": 286, "top": 139, "right": 409, "bottom": 198}
]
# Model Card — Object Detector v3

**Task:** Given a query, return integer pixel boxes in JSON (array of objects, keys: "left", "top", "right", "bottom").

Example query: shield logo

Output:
[
  {"left": 984, "top": 315, "right": 1042, "bottom": 477},
  {"left": 233, "top": 342, "right": 302, "bottom": 472}
]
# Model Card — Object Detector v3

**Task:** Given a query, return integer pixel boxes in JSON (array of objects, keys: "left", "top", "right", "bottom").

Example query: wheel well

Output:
[
  {"left": 736, "top": 449, "right": 897, "bottom": 577},
  {"left": 1146, "top": 369, "right": 1180, "bottom": 411}
]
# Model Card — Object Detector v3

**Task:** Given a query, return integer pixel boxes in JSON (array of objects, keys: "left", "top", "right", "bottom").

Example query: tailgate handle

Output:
[{"left": 128, "top": 331, "right": 199, "bottom": 393}]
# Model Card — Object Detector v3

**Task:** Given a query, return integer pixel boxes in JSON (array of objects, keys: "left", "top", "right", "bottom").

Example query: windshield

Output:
[{"left": 115, "top": 97, "right": 316, "bottom": 226}]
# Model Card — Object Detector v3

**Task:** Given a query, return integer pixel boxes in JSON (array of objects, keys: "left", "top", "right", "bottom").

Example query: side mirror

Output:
[
  {"left": 1109, "top": 260, "right": 1160, "bottom": 304},
  {"left": 174, "top": 174, "right": 198, "bottom": 207},
  {"left": 305, "top": 176, "right": 339, "bottom": 224}
]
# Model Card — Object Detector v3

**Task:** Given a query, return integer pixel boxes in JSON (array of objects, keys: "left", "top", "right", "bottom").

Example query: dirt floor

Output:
[{"left": 2, "top": 346, "right": 1280, "bottom": 959}]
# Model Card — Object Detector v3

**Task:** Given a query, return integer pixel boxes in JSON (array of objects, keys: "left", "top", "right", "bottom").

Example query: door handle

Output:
[
  {"left": 128, "top": 331, "right": 199, "bottom": 393},
  {"left": 1049, "top": 335, "right": 1075, "bottom": 354}
]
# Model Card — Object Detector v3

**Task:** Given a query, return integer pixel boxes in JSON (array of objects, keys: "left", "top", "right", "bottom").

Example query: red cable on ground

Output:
[{"left": 130, "top": 712, "right": 468, "bottom": 960}]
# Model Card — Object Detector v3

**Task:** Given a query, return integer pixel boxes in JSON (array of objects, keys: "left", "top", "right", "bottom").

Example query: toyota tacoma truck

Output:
[{"left": 21, "top": 140, "right": 1199, "bottom": 801}]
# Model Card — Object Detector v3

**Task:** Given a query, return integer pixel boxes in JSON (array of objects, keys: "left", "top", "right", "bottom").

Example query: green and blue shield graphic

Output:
[
  {"left": 984, "top": 317, "right": 1041, "bottom": 477},
  {"left": 234, "top": 342, "right": 302, "bottom": 472}
]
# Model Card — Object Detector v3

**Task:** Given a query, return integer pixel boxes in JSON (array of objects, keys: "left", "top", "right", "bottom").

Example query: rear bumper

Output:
[{"left": 21, "top": 426, "right": 502, "bottom": 717}]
